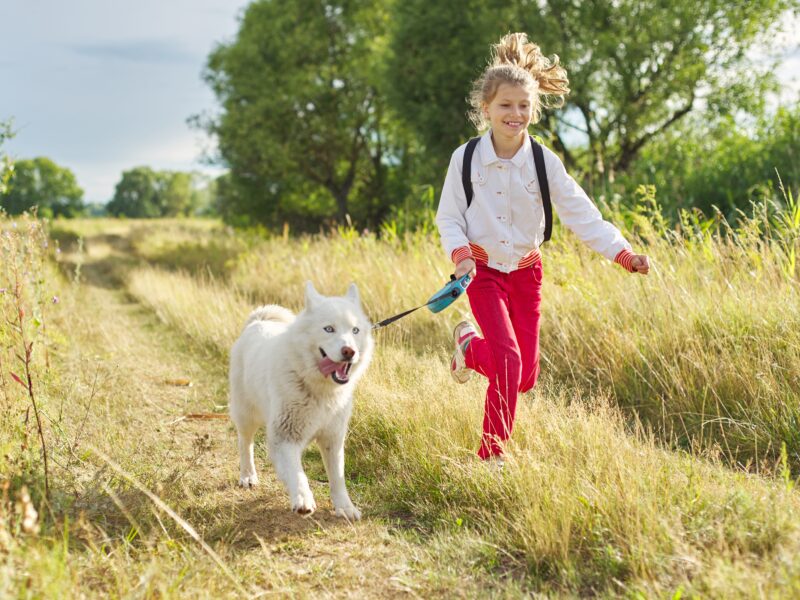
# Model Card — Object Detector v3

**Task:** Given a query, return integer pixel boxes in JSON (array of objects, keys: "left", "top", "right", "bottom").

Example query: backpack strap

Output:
[
  {"left": 461, "top": 137, "right": 481, "bottom": 209},
  {"left": 530, "top": 136, "right": 553, "bottom": 243},
  {"left": 460, "top": 135, "right": 553, "bottom": 242}
]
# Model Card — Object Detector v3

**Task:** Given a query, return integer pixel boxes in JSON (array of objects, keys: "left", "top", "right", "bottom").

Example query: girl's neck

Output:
[{"left": 490, "top": 131, "right": 525, "bottom": 159}]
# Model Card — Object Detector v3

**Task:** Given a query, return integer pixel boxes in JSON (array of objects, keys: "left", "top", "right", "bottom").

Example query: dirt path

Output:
[{"left": 54, "top": 233, "right": 461, "bottom": 598}]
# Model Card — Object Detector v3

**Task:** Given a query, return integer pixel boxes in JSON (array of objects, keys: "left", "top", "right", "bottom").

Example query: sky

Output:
[
  {"left": 0, "top": 0, "right": 247, "bottom": 205},
  {"left": 0, "top": 2, "right": 798, "bottom": 206}
]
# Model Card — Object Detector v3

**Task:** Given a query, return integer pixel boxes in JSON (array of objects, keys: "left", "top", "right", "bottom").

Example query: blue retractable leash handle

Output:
[
  {"left": 427, "top": 273, "right": 472, "bottom": 313},
  {"left": 372, "top": 273, "right": 471, "bottom": 330}
]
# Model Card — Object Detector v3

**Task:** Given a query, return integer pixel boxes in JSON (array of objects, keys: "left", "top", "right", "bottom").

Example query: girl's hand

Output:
[
  {"left": 630, "top": 255, "right": 650, "bottom": 275},
  {"left": 455, "top": 258, "right": 476, "bottom": 279}
]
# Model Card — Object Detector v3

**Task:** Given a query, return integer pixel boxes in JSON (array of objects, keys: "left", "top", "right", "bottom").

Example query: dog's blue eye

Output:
[
  {"left": 353, "top": 327, "right": 360, "bottom": 334},
  {"left": 324, "top": 326, "right": 335, "bottom": 333}
]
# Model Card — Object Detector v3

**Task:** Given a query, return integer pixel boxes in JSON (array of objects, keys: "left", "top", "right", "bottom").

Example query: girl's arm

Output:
[
  {"left": 542, "top": 146, "right": 648, "bottom": 274},
  {"left": 436, "top": 150, "right": 474, "bottom": 269}
]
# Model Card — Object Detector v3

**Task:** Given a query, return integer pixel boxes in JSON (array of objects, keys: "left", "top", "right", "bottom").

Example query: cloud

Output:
[{"left": 71, "top": 39, "right": 197, "bottom": 64}]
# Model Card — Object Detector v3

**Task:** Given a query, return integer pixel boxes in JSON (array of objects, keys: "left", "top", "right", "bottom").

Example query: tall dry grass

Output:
[
  {"left": 0, "top": 214, "right": 58, "bottom": 504},
  {"left": 13, "top": 194, "right": 799, "bottom": 595},
  {"left": 122, "top": 193, "right": 800, "bottom": 472},
  {"left": 119, "top": 193, "right": 800, "bottom": 594}
]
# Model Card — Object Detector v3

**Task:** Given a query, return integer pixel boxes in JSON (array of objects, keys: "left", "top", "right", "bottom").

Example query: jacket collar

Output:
[{"left": 479, "top": 129, "right": 531, "bottom": 168}]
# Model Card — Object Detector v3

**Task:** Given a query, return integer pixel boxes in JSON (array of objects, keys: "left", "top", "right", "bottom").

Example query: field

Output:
[{"left": 2, "top": 202, "right": 800, "bottom": 598}]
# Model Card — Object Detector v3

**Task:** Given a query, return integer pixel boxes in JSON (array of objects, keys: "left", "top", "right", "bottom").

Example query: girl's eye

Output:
[
  {"left": 324, "top": 326, "right": 335, "bottom": 333},
  {"left": 353, "top": 327, "right": 360, "bottom": 334}
]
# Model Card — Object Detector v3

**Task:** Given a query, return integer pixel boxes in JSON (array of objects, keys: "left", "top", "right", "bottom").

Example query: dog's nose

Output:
[{"left": 341, "top": 346, "right": 356, "bottom": 361}]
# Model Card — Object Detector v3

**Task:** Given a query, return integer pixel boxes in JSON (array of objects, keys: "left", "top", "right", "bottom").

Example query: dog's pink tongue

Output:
[
  {"left": 334, "top": 363, "right": 348, "bottom": 380},
  {"left": 318, "top": 357, "right": 345, "bottom": 377}
]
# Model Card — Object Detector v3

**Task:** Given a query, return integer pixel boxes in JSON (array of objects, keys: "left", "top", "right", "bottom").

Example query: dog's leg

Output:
[
  {"left": 318, "top": 424, "right": 361, "bottom": 521},
  {"left": 234, "top": 418, "right": 260, "bottom": 488},
  {"left": 270, "top": 441, "right": 316, "bottom": 515}
]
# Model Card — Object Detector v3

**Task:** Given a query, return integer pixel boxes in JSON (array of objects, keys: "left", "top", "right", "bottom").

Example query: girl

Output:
[{"left": 436, "top": 33, "right": 649, "bottom": 463}]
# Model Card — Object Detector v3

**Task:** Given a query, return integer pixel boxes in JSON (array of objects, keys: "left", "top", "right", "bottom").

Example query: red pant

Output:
[{"left": 465, "top": 261, "right": 543, "bottom": 459}]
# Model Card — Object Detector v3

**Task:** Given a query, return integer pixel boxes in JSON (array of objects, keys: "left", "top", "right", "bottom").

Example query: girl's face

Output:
[{"left": 483, "top": 83, "right": 533, "bottom": 142}]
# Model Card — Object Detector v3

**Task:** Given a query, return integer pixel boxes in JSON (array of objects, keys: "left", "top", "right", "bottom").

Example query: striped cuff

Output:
[
  {"left": 614, "top": 249, "right": 636, "bottom": 273},
  {"left": 451, "top": 246, "right": 473, "bottom": 265},
  {"left": 518, "top": 248, "right": 542, "bottom": 269}
]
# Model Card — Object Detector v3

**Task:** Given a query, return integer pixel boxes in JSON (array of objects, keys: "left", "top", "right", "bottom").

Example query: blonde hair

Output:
[{"left": 468, "top": 33, "right": 570, "bottom": 130}]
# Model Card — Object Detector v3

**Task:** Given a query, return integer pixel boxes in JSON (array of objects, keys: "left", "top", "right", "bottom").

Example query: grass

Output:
[
  {"left": 127, "top": 264, "right": 800, "bottom": 597},
  {"left": 1, "top": 205, "right": 800, "bottom": 597},
  {"left": 123, "top": 203, "right": 800, "bottom": 471}
]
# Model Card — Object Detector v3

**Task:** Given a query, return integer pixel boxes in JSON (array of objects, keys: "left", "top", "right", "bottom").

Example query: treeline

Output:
[
  {"left": 201, "top": 0, "right": 799, "bottom": 230},
  {"left": 3, "top": 1, "right": 798, "bottom": 227},
  {"left": 0, "top": 157, "right": 214, "bottom": 219},
  {"left": 0, "top": 157, "right": 84, "bottom": 218},
  {"left": 105, "top": 167, "right": 214, "bottom": 218}
]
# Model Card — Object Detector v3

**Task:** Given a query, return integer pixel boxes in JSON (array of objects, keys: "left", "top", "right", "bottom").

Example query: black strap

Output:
[
  {"left": 372, "top": 305, "right": 424, "bottom": 330},
  {"left": 462, "top": 137, "right": 481, "bottom": 208},
  {"left": 531, "top": 139, "right": 553, "bottom": 242},
  {"left": 461, "top": 135, "right": 552, "bottom": 242}
]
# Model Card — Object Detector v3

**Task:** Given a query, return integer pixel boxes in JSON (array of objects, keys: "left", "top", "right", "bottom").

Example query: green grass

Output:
[{"left": 2, "top": 206, "right": 800, "bottom": 597}]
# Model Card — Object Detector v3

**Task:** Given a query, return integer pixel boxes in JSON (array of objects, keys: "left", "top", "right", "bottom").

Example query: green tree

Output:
[
  {"left": 107, "top": 167, "right": 205, "bottom": 218},
  {"left": 386, "top": 0, "right": 513, "bottom": 178},
  {"left": 107, "top": 167, "right": 162, "bottom": 218},
  {"left": 202, "top": 0, "right": 391, "bottom": 228},
  {"left": 625, "top": 102, "right": 800, "bottom": 218},
  {"left": 388, "top": 0, "right": 797, "bottom": 187},
  {"left": 1, "top": 157, "right": 84, "bottom": 218},
  {"left": 158, "top": 171, "right": 195, "bottom": 217},
  {"left": 524, "top": 1, "right": 795, "bottom": 179}
]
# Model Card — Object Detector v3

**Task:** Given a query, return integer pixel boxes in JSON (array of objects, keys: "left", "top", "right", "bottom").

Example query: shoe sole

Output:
[
  {"left": 451, "top": 353, "right": 471, "bottom": 383},
  {"left": 450, "top": 322, "right": 474, "bottom": 383}
]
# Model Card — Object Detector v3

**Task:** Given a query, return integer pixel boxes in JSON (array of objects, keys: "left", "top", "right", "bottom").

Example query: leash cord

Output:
[{"left": 372, "top": 286, "right": 461, "bottom": 330}]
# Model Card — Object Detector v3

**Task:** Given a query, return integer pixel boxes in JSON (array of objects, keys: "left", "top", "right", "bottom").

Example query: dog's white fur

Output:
[{"left": 229, "top": 282, "right": 373, "bottom": 519}]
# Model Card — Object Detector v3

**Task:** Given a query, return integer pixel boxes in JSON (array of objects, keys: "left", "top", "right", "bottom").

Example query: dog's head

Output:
[{"left": 298, "top": 281, "right": 374, "bottom": 386}]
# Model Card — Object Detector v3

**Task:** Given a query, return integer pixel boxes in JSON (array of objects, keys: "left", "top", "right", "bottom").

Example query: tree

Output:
[
  {"left": 524, "top": 1, "right": 796, "bottom": 179},
  {"left": 106, "top": 166, "right": 162, "bottom": 218},
  {"left": 387, "top": 0, "right": 797, "bottom": 188},
  {"left": 158, "top": 171, "right": 195, "bottom": 217},
  {"left": 202, "top": 0, "right": 392, "bottom": 228},
  {"left": 1, "top": 157, "right": 84, "bottom": 218},
  {"left": 386, "top": 0, "right": 514, "bottom": 178},
  {"left": 107, "top": 167, "right": 202, "bottom": 218},
  {"left": 625, "top": 102, "right": 800, "bottom": 218}
]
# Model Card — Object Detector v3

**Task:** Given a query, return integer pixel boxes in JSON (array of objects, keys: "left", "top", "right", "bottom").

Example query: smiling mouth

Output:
[{"left": 318, "top": 348, "right": 353, "bottom": 385}]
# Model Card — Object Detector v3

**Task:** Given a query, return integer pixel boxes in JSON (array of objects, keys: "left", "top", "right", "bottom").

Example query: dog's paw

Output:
[
  {"left": 334, "top": 503, "right": 361, "bottom": 521},
  {"left": 291, "top": 492, "right": 317, "bottom": 516},
  {"left": 238, "top": 474, "right": 259, "bottom": 488}
]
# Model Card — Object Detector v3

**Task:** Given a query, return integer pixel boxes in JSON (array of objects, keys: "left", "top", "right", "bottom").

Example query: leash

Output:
[{"left": 372, "top": 274, "right": 471, "bottom": 330}]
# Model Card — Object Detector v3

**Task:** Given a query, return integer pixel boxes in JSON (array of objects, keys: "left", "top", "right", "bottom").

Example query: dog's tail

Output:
[{"left": 244, "top": 305, "right": 295, "bottom": 329}]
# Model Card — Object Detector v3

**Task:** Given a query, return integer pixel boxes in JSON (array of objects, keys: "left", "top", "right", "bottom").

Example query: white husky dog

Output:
[{"left": 229, "top": 281, "right": 373, "bottom": 519}]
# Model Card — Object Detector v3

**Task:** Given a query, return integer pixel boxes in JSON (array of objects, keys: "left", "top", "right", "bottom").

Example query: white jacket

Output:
[{"left": 435, "top": 130, "right": 632, "bottom": 273}]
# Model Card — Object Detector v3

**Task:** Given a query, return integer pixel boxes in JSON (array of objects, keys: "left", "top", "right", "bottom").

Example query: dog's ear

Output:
[
  {"left": 305, "top": 281, "right": 323, "bottom": 308},
  {"left": 345, "top": 283, "right": 361, "bottom": 309}
]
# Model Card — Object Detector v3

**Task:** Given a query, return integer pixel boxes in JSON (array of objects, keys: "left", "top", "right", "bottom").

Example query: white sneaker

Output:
[{"left": 450, "top": 321, "right": 477, "bottom": 384}]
